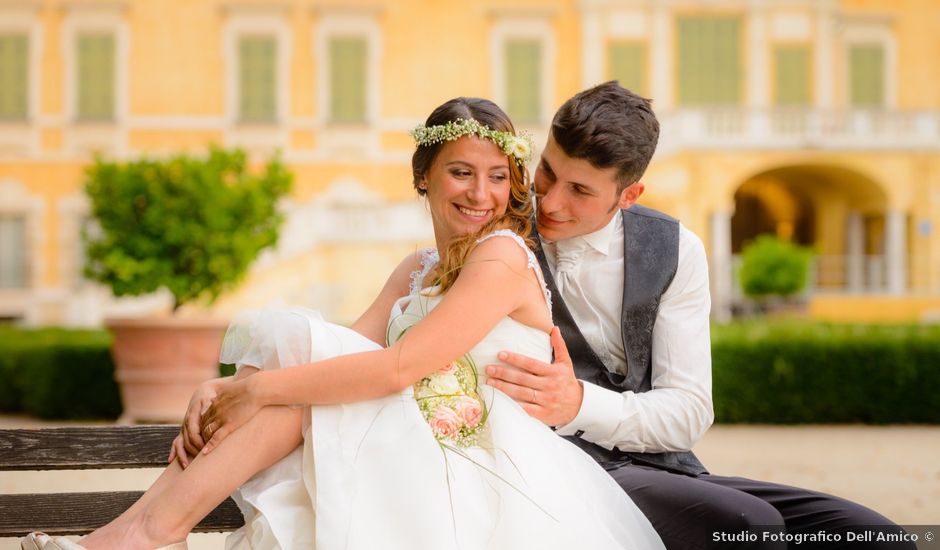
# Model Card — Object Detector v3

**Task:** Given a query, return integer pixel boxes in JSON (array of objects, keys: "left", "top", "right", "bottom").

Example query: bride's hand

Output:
[
  {"left": 168, "top": 377, "right": 230, "bottom": 468},
  {"left": 200, "top": 377, "right": 264, "bottom": 454}
]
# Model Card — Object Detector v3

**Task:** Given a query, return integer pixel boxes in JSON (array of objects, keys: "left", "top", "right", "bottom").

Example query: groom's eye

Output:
[{"left": 572, "top": 184, "right": 592, "bottom": 196}]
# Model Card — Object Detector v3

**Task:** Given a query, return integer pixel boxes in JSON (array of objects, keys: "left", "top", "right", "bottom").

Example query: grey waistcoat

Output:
[{"left": 534, "top": 204, "right": 708, "bottom": 476}]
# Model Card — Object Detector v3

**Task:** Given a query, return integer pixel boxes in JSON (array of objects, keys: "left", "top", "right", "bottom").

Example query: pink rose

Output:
[
  {"left": 439, "top": 361, "right": 459, "bottom": 375},
  {"left": 455, "top": 396, "right": 483, "bottom": 428},
  {"left": 429, "top": 405, "right": 461, "bottom": 438}
]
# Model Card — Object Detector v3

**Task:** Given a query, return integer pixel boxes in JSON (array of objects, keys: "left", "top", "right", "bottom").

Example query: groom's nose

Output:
[{"left": 538, "top": 181, "right": 564, "bottom": 214}]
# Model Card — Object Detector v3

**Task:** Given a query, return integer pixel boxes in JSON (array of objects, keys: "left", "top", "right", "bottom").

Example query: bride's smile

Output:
[{"left": 421, "top": 135, "right": 511, "bottom": 248}]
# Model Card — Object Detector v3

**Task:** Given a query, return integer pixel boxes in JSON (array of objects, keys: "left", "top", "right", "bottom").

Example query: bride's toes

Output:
[
  {"left": 21, "top": 532, "right": 49, "bottom": 550},
  {"left": 21, "top": 533, "right": 87, "bottom": 550}
]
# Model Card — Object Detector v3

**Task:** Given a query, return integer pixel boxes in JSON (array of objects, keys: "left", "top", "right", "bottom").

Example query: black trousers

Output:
[{"left": 607, "top": 464, "right": 915, "bottom": 550}]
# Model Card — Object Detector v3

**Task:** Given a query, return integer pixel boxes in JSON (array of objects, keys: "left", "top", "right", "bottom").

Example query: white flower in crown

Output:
[{"left": 508, "top": 136, "right": 531, "bottom": 164}]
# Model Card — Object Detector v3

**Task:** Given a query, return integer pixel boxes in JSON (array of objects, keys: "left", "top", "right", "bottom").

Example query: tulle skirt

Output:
[{"left": 222, "top": 308, "right": 664, "bottom": 550}]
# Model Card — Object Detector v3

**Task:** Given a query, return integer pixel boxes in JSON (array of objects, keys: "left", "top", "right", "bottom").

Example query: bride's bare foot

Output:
[{"left": 76, "top": 511, "right": 187, "bottom": 550}]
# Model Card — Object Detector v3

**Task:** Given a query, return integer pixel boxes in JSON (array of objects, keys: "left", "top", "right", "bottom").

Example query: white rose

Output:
[
  {"left": 428, "top": 373, "right": 461, "bottom": 395},
  {"left": 510, "top": 137, "right": 531, "bottom": 162}
]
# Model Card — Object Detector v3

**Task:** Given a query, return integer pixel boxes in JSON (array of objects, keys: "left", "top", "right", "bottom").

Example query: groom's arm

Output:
[{"left": 489, "top": 228, "right": 713, "bottom": 453}]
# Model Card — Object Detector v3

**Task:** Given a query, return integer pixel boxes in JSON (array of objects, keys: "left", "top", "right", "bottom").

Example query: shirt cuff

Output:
[{"left": 552, "top": 381, "right": 624, "bottom": 449}]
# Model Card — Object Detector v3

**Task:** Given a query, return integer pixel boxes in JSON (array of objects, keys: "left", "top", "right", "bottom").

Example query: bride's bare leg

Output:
[
  {"left": 79, "top": 405, "right": 303, "bottom": 550},
  {"left": 103, "top": 368, "right": 264, "bottom": 525}
]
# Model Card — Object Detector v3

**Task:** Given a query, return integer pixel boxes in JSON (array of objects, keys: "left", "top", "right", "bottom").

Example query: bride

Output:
[{"left": 24, "top": 98, "right": 664, "bottom": 550}]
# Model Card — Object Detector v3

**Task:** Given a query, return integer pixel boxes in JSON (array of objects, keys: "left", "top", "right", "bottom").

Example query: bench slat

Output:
[
  {"left": 0, "top": 492, "right": 244, "bottom": 536},
  {"left": 0, "top": 426, "right": 179, "bottom": 470}
]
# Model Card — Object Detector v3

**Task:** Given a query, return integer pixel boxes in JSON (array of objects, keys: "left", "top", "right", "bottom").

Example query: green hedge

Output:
[
  {"left": 0, "top": 327, "right": 122, "bottom": 419},
  {"left": 711, "top": 321, "right": 940, "bottom": 423},
  {"left": 1, "top": 322, "right": 938, "bottom": 422}
]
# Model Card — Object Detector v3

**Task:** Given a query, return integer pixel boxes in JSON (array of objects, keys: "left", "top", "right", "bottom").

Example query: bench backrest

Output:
[{"left": 0, "top": 425, "right": 244, "bottom": 537}]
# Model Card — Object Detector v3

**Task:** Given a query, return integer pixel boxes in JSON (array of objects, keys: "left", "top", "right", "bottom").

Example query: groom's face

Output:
[{"left": 534, "top": 135, "right": 644, "bottom": 242}]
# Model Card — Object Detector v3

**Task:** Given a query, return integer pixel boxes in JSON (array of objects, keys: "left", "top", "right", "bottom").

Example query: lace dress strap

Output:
[
  {"left": 409, "top": 247, "right": 440, "bottom": 295},
  {"left": 475, "top": 229, "right": 553, "bottom": 313}
]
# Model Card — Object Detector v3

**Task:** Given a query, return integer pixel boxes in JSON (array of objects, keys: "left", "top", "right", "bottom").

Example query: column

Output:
[
  {"left": 814, "top": 4, "right": 834, "bottom": 109},
  {"left": 846, "top": 211, "right": 864, "bottom": 292},
  {"left": 885, "top": 209, "right": 907, "bottom": 295},
  {"left": 710, "top": 210, "right": 733, "bottom": 322},
  {"left": 581, "top": 11, "right": 603, "bottom": 87},
  {"left": 650, "top": 4, "right": 673, "bottom": 111},
  {"left": 747, "top": 6, "right": 770, "bottom": 109}
]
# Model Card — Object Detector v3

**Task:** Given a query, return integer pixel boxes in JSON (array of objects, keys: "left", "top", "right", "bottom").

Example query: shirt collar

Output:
[{"left": 543, "top": 211, "right": 620, "bottom": 257}]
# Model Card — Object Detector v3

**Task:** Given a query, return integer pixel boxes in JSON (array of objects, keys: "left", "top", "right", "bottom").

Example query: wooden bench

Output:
[{"left": 0, "top": 425, "right": 244, "bottom": 537}]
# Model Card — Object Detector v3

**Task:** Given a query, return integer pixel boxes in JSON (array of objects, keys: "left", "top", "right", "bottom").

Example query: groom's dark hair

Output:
[{"left": 551, "top": 81, "right": 659, "bottom": 192}]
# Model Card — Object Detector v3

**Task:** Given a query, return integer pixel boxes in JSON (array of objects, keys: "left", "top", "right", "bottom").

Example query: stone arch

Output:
[{"left": 730, "top": 162, "right": 895, "bottom": 293}]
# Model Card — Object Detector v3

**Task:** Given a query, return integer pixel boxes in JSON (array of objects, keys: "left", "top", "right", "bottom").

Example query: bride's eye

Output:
[
  {"left": 451, "top": 169, "right": 472, "bottom": 178},
  {"left": 491, "top": 173, "right": 508, "bottom": 183}
]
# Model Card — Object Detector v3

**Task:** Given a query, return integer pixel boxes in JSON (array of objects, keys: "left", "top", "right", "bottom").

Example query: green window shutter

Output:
[
  {"left": 239, "top": 35, "right": 277, "bottom": 123},
  {"left": 505, "top": 39, "right": 542, "bottom": 124},
  {"left": 77, "top": 33, "right": 115, "bottom": 121},
  {"left": 774, "top": 46, "right": 810, "bottom": 106},
  {"left": 608, "top": 42, "right": 646, "bottom": 95},
  {"left": 677, "top": 16, "right": 742, "bottom": 105},
  {"left": 0, "top": 33, "right": 28, "bottom": 120},
  {"left": 329, "top": 36, "right": 367, "bottom": 124},
  {"left": 849, "top": 44, "right": 885, "bottom": 107},
  {"left": 0, "top": 215, "right": 27, "bottom": 289}
]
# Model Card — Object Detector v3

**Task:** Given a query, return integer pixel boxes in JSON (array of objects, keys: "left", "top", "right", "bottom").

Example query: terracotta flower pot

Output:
[{"left": 106, "top": 317, "right": 228, "bottom": 423}]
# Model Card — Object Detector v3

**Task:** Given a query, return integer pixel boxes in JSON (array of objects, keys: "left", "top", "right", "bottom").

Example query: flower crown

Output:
[{"left": 409, "top": 118, "right": 534, "bottom": 168}]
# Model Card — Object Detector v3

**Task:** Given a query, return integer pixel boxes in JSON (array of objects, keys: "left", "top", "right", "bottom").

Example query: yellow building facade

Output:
[{"left": 1, "top": 0, "right": 938, "bottom": 326}]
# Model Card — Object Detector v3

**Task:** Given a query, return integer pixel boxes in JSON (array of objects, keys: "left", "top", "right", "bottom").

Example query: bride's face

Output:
[{"left": 421, "top": 136, "right": 511, "bottom": 244}]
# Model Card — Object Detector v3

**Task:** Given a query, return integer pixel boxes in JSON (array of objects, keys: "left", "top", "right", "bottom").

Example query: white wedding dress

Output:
[{"left": 222, "top": 231, "right": 664, "bottom": 550}]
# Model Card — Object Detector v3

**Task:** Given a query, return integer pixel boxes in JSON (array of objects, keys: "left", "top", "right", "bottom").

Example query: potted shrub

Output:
[
  {"left": 83, "top": 147, "right": 292, "bottom": 422},
  {"left": 738, "top": 234, "right": 813, "bottom": 315}
]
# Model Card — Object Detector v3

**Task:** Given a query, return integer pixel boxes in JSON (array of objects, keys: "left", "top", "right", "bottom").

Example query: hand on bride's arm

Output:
[
  {"left": 200, "top": 375, "right": 266, "bottom": 454},
  {"left": 486, "top": 327, "right": 583, "bottom": 427}
]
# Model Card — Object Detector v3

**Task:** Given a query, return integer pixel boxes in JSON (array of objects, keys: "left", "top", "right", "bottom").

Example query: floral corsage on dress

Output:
[{"left": 414, "top": 355, "right": 488, "bottom": 448}]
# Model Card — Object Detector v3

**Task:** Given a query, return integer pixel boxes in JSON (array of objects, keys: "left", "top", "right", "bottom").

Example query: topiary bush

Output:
[
  {"left": 737, "top": 235, "right": 812, "bottom": 302},
  {"left": 83, "top": 147, "right": 293, "bottom": 311}
]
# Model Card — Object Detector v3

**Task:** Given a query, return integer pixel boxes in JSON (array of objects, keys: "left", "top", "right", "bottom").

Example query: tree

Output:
[
  {"left": 738, "top": 234, "right": 812, "bottom": 303},
  {"left": 83, "top": 147, "right": 293, "bottom": 311}
]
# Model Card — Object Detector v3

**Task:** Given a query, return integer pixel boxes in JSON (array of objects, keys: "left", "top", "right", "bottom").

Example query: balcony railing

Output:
[
  {"left": 659, "top": 108, "right": 940, "bottom": 153},
  {"left": 729, "top": 253, "right": 937, "bottom": 306}
]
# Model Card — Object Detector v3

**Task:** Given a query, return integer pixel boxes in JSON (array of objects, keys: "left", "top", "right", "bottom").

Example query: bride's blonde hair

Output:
[{"left": 411, "top": 98, "right": 534, "bottom": 293}]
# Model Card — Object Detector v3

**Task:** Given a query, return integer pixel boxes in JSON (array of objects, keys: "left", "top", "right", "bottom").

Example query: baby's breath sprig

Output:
[{"left": 409, "top": 118, "right": 533, "bottom": 168}]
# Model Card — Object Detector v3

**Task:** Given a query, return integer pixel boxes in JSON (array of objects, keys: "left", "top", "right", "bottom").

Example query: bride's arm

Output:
[
  {"left": 201, "top": 237, "right": 537, "bottom": 450},
  {"left": 348, "top": 251, "right": 422, "bottom": 345}
]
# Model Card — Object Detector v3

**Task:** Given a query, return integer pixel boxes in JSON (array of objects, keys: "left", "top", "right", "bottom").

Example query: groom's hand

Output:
[{"left": 485, "top": 326, "right": 583, "bottom": 427}]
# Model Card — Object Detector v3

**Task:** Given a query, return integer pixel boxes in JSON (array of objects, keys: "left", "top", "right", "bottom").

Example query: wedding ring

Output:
[{"left": 532, "top": 388, "right": 538, "bottom": 402}]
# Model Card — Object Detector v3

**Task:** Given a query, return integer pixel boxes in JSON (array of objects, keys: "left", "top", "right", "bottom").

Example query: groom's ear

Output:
[{"left": 616, "top": 181, "right": 644, "bottom": 209}]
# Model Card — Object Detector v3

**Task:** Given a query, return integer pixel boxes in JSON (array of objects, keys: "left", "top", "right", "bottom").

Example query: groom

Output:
[{"left": 485, "top": 81, "right": 911, "bottom": 549}]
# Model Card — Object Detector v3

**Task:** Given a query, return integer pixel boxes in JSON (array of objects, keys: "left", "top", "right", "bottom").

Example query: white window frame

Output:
[
  {"left": 841, "top": 20, "right": 897, "bottom": 109},
  {"left": 490, "top": 16, "right": 556, "bottom": 130},
  {"left": 0, "top": 4, "right": 42, "bottom": 158},
  {"left": 311, "top": 10, "right": 382, "bottom": 157},
  {"left": 0, "top": 180, "right": 45, "bottom": 321},
  {"left": 61, "top": 4, "right": 129, "bottom": 155},
  {"left": 222, "top": 9, "right": 292, "bottom": 153}
]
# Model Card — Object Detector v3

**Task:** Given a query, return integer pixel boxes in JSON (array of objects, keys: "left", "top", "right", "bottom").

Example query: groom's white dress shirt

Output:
[{"left": 542, "top": 213, "right": 714, "bottom": 453}]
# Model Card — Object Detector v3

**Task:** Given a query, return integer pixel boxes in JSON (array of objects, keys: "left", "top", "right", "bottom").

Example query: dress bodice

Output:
[{"left": 387, "top": 231, "right": 552, "bottom": 383}]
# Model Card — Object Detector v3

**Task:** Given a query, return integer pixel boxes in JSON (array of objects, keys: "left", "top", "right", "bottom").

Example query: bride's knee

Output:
[{"left": 246, "top": 406, "right": 304, "bottom": 447}]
